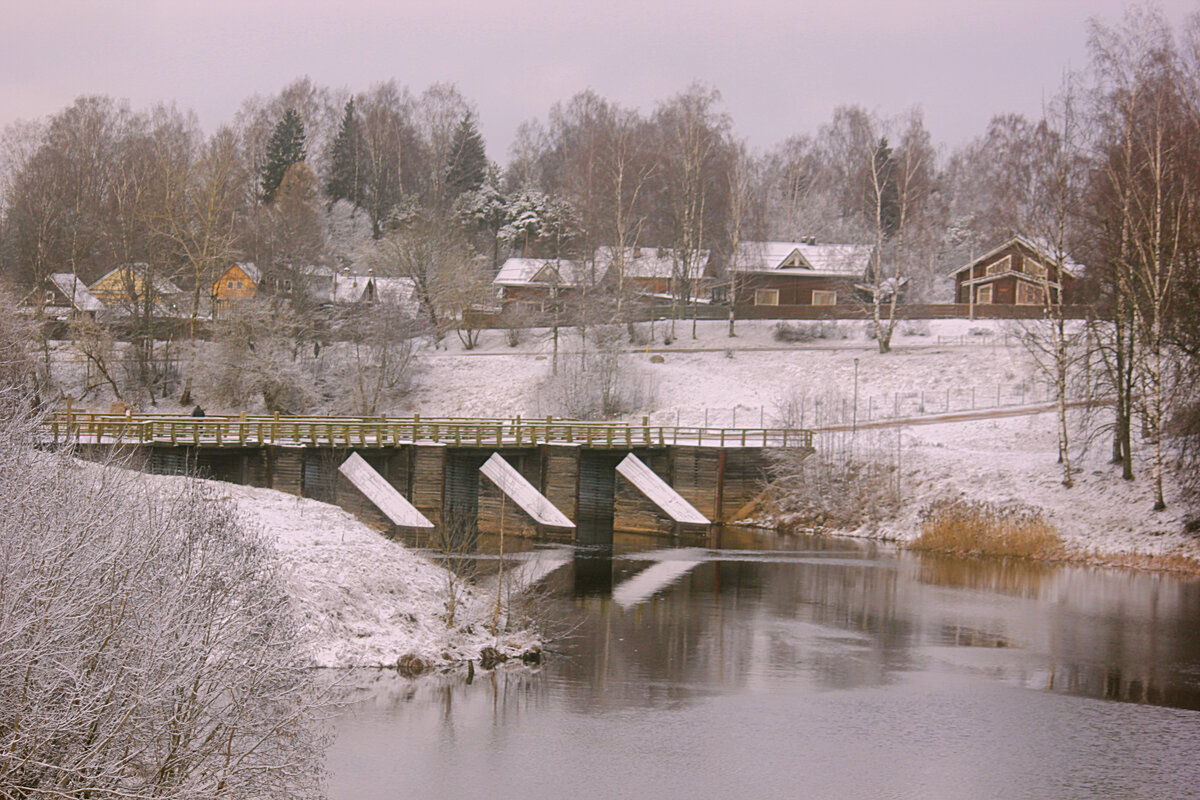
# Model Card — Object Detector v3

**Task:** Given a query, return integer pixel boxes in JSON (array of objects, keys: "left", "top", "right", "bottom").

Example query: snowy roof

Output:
[
  {"left": 233, "top": 262, "right": 261, "bottom": 284},
  {"left": 494, "top": 257, "right": 588, "bottom": 288},
  {"left": 331, "top": 274, "right": 419, "bottom": 312},
  {"left": 950, "top": 236, "right": 1082, "bottom": 277},
  {"left": 47, "top": 273, "right": 104, "bottom": 312},
  {"left": 594, "top": 246, "right": 709, "bottom": 279},
  {"left": 731, "top": 241, "right": 872, "bottom": 276}
]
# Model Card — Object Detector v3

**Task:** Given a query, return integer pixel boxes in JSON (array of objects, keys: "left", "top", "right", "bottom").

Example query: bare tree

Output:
[
  {"left": 327, "top": 301, "right": 423, "bottom": 414},
  {"left": 1089, "top": 7, "right": 1194, "bottom": 510}
]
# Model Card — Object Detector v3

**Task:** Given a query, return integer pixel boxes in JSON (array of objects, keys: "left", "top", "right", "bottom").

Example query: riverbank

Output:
[
  {"left": 769, "top": 408, "right": 1200, "bottom": 573},
  {"left": 58, "top": 317, "right": 1195, "bottom": 567},
  {"left": 133, "top": 470, "right": 541, "bottom": 670}
]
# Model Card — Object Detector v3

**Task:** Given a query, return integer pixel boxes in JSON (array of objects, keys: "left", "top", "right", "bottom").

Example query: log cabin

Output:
[
  {"left": 952, "top": 237, "right": 1078, "bottom": 307},
  {"left": 722, "top": 240, "right": 874, "bottom": 309}
]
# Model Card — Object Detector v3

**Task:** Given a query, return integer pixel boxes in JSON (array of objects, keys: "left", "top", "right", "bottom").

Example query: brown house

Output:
[
  {"left": 952, "top": 237, "right": 1079, "bottom": 307},
  {"left": 34, "top": 273, "right": 105, "bottom": 320},
  {"left": 723, "top": 240, "right": 874, "bottom": 308},
  {"left": 593, "top": 246, "right": 710, "bottom": 298},
  {"left": 211, "top": 263, "right": 261, "bottom": 316}
]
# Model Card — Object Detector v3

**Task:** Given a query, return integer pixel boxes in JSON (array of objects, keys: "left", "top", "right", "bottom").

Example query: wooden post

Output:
[
  {"left": 239, "top": 412, "right": 247, "bottom": 446},
  {"left": 272, "top": 411, "right": 279, "bottom": 445}
]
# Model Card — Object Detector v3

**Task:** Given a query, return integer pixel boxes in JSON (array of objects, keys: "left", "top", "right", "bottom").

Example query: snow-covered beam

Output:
[
  {"left": 615, "top": 453, "right": 710, "bottom": 525},
  {"left": 611, "top": 548, "right": 706, "bottom": 608},
  {"left": 338, "top": 453, "right": 434, "bottom": 529},
  {"left": 479, "top": 453, "right": 575, "bottom": 530}
]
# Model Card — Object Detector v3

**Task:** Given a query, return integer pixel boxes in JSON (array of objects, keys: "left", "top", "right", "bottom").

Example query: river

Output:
[{"left": 326, "top": 529, "right": 1200, "bottom": 799}]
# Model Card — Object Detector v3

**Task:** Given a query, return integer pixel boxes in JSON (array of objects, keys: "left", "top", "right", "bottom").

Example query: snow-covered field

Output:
[
  {"left": 64, "top": 317, "right": 1197, "bottom": 581},
  {"left": 402, "top": 318, "right": 1195, "bottom": 561}
]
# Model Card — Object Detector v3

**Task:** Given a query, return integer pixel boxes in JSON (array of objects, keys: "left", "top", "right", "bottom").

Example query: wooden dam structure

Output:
[{"left": 46, "top": 412, "right": 814, "bottom": 540}]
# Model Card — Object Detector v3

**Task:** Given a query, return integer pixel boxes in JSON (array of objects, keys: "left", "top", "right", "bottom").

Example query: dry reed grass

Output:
[{"left": 911, "top": 498, "right": 1064, "bottom": 559}]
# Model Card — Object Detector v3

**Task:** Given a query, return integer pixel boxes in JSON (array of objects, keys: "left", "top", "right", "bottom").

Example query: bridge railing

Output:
[{"left": 43, "top": 412, "right": 814, "bottom": 450}]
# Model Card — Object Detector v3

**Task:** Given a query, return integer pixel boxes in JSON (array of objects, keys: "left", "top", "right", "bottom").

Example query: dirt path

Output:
[{"left": 810, "top": 397, "right": 1110, "bottom": 432}]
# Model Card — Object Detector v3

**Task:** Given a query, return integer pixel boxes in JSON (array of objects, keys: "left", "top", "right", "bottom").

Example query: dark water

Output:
[{"left": 327, "top": 530, "right": 1200, "bottom": 800}]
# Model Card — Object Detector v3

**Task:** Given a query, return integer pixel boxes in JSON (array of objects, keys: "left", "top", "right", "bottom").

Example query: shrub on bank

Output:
[
  {"left": 912, "top": 498, "right": 1064, "bottom": 559},
  {"left": 772, "top": 321, "right": 845, "bottom": 343}
]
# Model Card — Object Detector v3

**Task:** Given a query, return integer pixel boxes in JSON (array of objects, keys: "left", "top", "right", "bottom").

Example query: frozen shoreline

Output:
[{"left": 134, "top": 470, "right": 541, "bottom": 670}]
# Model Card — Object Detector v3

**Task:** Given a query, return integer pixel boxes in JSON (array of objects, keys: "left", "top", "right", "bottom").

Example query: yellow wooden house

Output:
[
  {"left": 89, "top": 263, "right": 184, "bottom": 310},
  {"left": 211, "top": 263, "right": 261, "bottom": 315}
]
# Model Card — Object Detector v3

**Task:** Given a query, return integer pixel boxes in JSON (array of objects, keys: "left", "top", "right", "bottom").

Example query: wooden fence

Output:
[{"left": 43, "top": 412, "right": 813, "bottom": 451}]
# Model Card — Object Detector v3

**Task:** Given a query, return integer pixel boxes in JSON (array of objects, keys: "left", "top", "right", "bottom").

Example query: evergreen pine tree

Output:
[
  {"left": 326, "top": 99, "right": 367, "bottom": 209},
  {"left": 261, "top": 108, "right": 307, "bottom": 204},
  {"left": 444, "top": 113, "right": 488, "bottom": 200}
]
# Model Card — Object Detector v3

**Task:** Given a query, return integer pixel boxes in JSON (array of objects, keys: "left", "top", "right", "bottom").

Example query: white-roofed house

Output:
[
  {"left": 724, "top": 240, "right": 874, "bottom": 311},
  {"left": 492, "top": 257, "right": 590, "bottom": 314},
  {"left": 593, "top": 246, "right": 710, "bottom": 300},
  {"left": 37, "top": 273, "right": 105, "bottom": 319},
  {"left": 330, "top": 271, "right": 420, "bottom": 316},
  {"left": 950, "top": 236, "right": 1080, "bottom": 308},
  {"left": 89, "top": 263, "right": 187, "bottom": 317}
]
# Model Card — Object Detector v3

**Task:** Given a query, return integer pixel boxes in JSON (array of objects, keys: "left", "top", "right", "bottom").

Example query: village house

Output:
[
  {"left": 721, "top": 240, "right": 875, "bottom": 309},
  {"left": 33, "top": 273, "right": 105, "bottom": 320},
  {"left": 495, "top": 248, "right": 711, "bottom": 314},
  {"left": 593, "top": 246, "right": 711, "bottom": 299},
  {"left": 492, "top": 257, "right": 592, "bottom": 314},
  {"left": 330, "top": 270, "right": 420, "bottom": 316},
  {"left": 89, "top": 263, "right": 186, "bottom": 315},
  {"left": 210, "top": 262, "right": 261, "bottom": 316},
  {"left": 951, "top": 236, "right": 1079, "bottom": 307}
]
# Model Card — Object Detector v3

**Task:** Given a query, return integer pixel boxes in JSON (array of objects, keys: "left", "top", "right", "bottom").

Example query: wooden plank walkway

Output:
[{"left": 43, "top": 412, "right": 813, "bottom": 450}]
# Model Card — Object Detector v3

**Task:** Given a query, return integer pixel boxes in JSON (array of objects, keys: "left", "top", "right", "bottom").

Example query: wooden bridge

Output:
[{"left": 46, "top": 412, "right": 813, "bottom": 538}]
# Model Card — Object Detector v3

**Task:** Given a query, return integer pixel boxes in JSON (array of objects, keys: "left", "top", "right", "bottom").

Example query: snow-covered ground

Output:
[
  {"left": 60, "top": 317, "right": 1196, "bottom": 567},
  {"left": 132, "top": 470, "right": 540, "bottom": 670},
  {"left": 401, "top": 318, "right": 1195, "bottom": 561}
]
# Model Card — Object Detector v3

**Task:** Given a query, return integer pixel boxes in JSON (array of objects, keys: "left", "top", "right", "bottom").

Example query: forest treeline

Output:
[{"left": 0, "top": 5, "right": 1198, "bottom": 506}]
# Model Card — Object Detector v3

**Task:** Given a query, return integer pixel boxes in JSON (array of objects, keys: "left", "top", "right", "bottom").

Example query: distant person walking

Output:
[{"left": 191, "top": 405, "right": 205, "bottom": 417}]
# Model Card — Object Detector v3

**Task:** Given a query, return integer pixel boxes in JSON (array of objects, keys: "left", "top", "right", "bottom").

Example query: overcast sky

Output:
[{"left": 2, "top": 0, "right": 1196, "bottom": 161}]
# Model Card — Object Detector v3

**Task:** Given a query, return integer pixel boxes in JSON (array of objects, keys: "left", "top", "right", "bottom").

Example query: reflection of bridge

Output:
[{"left": 48, "top": 412, "right": 813, "bottom": 538}]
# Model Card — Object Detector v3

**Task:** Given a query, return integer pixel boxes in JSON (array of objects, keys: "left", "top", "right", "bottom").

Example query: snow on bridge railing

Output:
[{"left": 43, "top": 411, "right": 814, "bottom": 450}]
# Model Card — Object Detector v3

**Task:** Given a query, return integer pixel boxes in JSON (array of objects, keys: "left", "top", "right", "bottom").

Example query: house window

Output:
[
  {"left": 1017, "top": 282, "right": 1045, "bottom": 305},
  {"left": 755, "top": 289, "right": 780, "bottom": 306},
  {"left": 227, "top": 280, "right": 235, "bottom": 289},
  {"left": 985, "top": 255, "right": 1012, "bottom": 276},
  {"left": 44, "top": 291, "right": 56, "bottom": 305},
  {"left": 976, "top": 285, "right": 993, "bottom": 304},
  {"left": 1024, "top": 258, "right": 1047, "bottom": 279},
  {"left": 811, "top": 290, "right": 837, "bottom": 306}
]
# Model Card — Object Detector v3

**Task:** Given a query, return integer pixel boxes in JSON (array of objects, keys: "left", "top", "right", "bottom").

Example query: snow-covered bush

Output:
[
  {"left": 0, "top": 412, "right": 325, "bottom": 797},
  {"left": 773, "top": 321, "right": 844, "bottom": 343},
  {"left": 540, "top": 325, "right": 655, "bottom": 419},
  {"left": 765, "top": 431, "right": 901, "bottom": 530},
  {"left": 193, "top": 299, "right": 319, "bottom": 413}
]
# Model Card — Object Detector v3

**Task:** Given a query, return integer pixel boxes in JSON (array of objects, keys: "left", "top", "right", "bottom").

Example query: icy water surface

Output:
[{"left": 327, "top": 530, "right": 1200, "bottom": 800}]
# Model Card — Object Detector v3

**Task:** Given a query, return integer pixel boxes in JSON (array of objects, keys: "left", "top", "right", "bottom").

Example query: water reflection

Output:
[{"left": 331, "top": 531, "right": 1200, "bottom": 799}]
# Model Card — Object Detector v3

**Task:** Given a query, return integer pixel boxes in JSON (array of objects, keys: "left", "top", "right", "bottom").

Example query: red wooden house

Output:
[
  {"left": 951, "top": 237, "right": 1079, "bottom": 307},
  {"left": 723, "top": 240, "right": 874, "bottom": 308}
]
